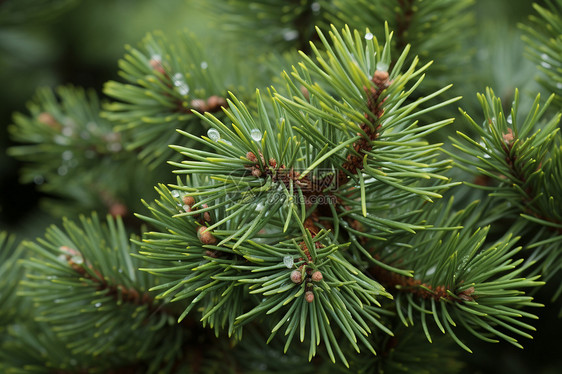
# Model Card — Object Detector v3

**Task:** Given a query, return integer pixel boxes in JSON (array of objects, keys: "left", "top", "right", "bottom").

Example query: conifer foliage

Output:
[{"left": 1, "top": 0, "right": 561, "bottom": 372}]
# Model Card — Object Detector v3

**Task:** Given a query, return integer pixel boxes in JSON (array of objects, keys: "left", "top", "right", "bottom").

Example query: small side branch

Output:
[{"left": 369, "top": 263, "right": 475, "bottom": 302}]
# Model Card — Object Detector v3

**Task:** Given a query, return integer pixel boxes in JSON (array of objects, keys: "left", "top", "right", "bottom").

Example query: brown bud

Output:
[
  {"left": 290, "top": 270, "right": 302, "bottom": 284},
  {"left": 109, "top": 203, "right": 128, "bottom": 218},
  {"left": 300, "top": 85, "right": 310, "bottom": 101},
  {"left": 502, "top": 128, "right": 514, "bottom": 144},
  {"left": 205, "top": 250, "right": 218, "bottom": 258},
  {"left": 206, "top": 95, "right": 227, "bottom": 110},
  {"left": 182, "top": 195, "right": 195, "bottom": 207},
  {"left": 246, "top": 151, "right": 258, "bottom": 162},
  {"left": 458, "top": 286, "right": 476, "bottom": 302},
  {"left": 142, "top": 292, "right": 151, "bottom": 304},
  {"left": 190, "top": 99, "right": 208, "bottom": 112},
  {"left": 251, "top": 168, "right": 262, "bottom": 177},
  {"left": 149, "top": 58, "right": 166, "bottom": 75},
  {"left": 197, "top": 226, "right": 217, "bottom": 245},
  {"left": 37, "top": 112, "right": 60, "bottom": 130},
  {"left": 305, "top": 291, "right": 314, "bottom": 303},
  {"left": 128, "top": 288, "right": 140, "bottom": 302},
  {"left": 373, "top": 70, "right": 389, "bottom": 83},
  {"left": 269, "top": 158, "right": 277, "bottom": 168},
  {"left": 59, "top": 246, "right": 79, "bottom": 257},
  {"left": 311, "top": 271, "right": 323, "bottom": 282},
  {"left": 474, "top": 174, "right": 491, "bottom": 186},
  {"left": 202, "top": 206, "right": 212, "bottom": 222}
]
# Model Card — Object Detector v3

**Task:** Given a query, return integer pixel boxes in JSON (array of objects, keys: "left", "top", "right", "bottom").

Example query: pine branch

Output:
[
  {"left": 136, "top": 25, "right": 469, "bottom": 367},
  {"left": 200, "top": 0, "right": 327, "bottom": 53},
  {"left": 0, "top": 232, "right": 27, "bottom": 353},
  {"left": 450, "top": 88, "right": 562, "bottom": 292},
  {"left": 102, "top": 30, "right": 231, "bottom": 167},
  {"left": 14, "top": 213, "right": 205, "bottom": 373},
  {"left": 0, "top": 0, "right": 80, "bottom": 25},
  {"left": 342, "top": 326, "right": 464, "bottom": 374},
  {"left": 369, "top": 198, "right": 543, "bottom": 351},
  {"left": 8, "top": 86, "right": 166, "bottom": 219},
  {"left": 331, "top": 0, "right": 474, "bottom": 83},
  {"left": 520, "top": 0, "right": 562, "bottom": 108},
  {"left": 4, "top": 3, "right": 560, "bottom": 371}
]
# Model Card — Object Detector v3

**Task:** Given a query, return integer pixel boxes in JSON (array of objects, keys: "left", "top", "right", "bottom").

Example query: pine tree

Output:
[{"left": 1, "top": 0, "right": 561, "bottom": 372}]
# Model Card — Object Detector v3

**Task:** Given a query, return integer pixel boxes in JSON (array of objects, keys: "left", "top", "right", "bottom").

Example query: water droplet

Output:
[
  {"left": 376, "top": 61, "right": 389, "bottom": 72},
  {"left": 176, "top": 84, "right": 190, "bottom": 96},
  {"left": 425, "top": 266, "right": 436, "bottom": 276},
  {"left": 255, "top": 202, "right": 264, "bottom": 212},
  {"left": 283, "top": 255, "right": 294, "bottom": 268},
  {"left": 311, "top": 2, "right": 320, "bottom": 12},
  {"left": 87, "top": 122, "right": 98, "bottom": 132},
  {"left": 250, "top": 128, "right": 262, "bottom": 142},
  {"left": 171, "top": 190, "right": 180, "bottom": 198},
  {"left": 172, "top": 73, "right": 190, "bottom": 95},
  {"left": 282, "top": 29, "right": 299, "bottom": 41},
  {"left": 62, "top": 127, "right": 73, "bottom": 137},
  {"left": 178, "top": 260, "right": 182, "bottom": 263},
  {"left": 478, "top": 141, "right": 491, "bottom": 158},
  {"left": 541, "top": 53, "right": 550, "bottom": 61},
  {"left": 107, "top": 142, "right": 122, "bottom": 152},
  {"left": 62, "top": 150, "right": 73, "bottom": 160},
  {"left": 72, "top": 256, "right": 83, "bottom": 265},
  {"left": 33, "top": 175, "right": 44, "bottom": 185},
  {"left": 200, "top": 61, "right": 208, "bottom": 69},
  {"left": 207, "top": 128, "right": 220, "bottom": 141},
  {"left": 151, "top": 54, "right": 162, "bottom": 63},
  {"left": 183, "top": 204, "right": 191, "bottom": 212},
  {"left": 54, "top": 135, "right": 69, "bottom": 145},
  {"left": 556, "top": 82, "right": 562, "bottom": 90},
  {"left": 364, "top": 32, "right": 374, "bottom": 40},
  {"left": 507, "top": 114, "right": 512, "bottom": 124},
  {"left": 57, "top": 166, "right": 68, "bottom": 176},
  {"left": 221, "top": 139, "right": 232, "bottom": 146},
  {"left": 541, "top": 61, "right": 552, "bottom": 69},
  {"left": 118, "top": 269, "right": 123, "bottom": 273},
  {"left": 54, "top": 299, "right": 62, "bottom": 303},
  {"left": 94, "top": 302, "right": 102, "bottom": 308}
]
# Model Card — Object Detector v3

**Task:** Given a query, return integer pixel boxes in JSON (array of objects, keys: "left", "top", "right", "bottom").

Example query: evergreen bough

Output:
[{"left": 2, "top": 0, "right": 561, "bottom": 372}]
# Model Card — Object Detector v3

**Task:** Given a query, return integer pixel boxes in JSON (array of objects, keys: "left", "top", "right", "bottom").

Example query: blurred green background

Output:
[
  {"left": 0, "top": 0, "right": 559, "bottom": 372},
  {"left": 0, "top": 0, "right": 207, "bottom": 236}
]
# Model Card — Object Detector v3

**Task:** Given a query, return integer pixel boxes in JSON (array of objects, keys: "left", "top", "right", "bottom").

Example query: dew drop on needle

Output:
[
  {"left": 250, "top": 128, "right": 262, "bottom": 142},
  {"left": 207, "top": 128, "right": 220, "bottom": 141}
]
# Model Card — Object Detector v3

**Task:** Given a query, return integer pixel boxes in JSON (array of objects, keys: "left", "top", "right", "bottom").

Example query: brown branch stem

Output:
[
  {"left": 369, "top": 263, "right": 475, "bottom": 302},
  {"left": 502, "top": 128, "right": 562, "bottom": 234}
]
